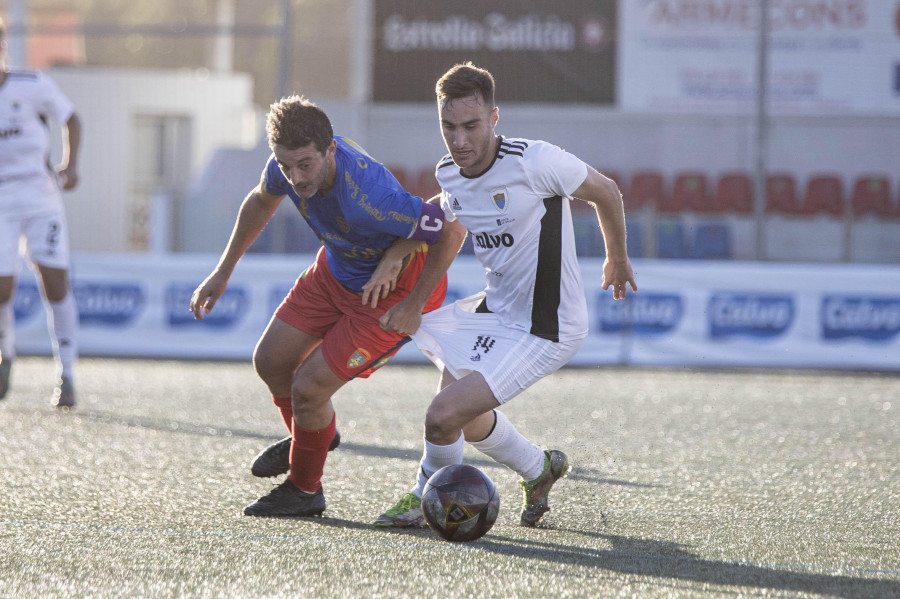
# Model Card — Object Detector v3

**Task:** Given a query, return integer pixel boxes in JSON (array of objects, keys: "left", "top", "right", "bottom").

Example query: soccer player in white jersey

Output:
[
  {"left": 0, "top": 18, "right": 82, "bottom": 408},
  {"left": 374, "top": 62, "right": 636, "bottom": 528}
]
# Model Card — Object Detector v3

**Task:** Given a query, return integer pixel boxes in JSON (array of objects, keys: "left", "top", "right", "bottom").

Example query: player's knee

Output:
[
  {"left": 289, "top": 385, "right": 328, "bottom": 418},
  {"left": 424, "top": 402, "right": 458, "bottom": 438},
  {"left": 252, "top": 347, "right": 288, "bottom": 387},
  {"left": 252, "top": 349, "right": 273, "bottom": 382}
]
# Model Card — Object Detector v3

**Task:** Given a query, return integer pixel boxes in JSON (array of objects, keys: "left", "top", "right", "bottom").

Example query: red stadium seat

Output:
[
  {"left": 671, "top": 171, "right": 710, "bottom": 213},
  {"left": 851, "top": 174, "right": 892, "bottom": 217},
  {"left": 715, "top": 172, "right": 754, "bottom": 214},
  {"left": 801, "top": 174, "right": 844, "bottom": 216},
  {"left": 627, "top": 170, "right": 665, "bottom": 212},
  {"left": 765, "top": 173, "right": 800, "bottom": 214}
]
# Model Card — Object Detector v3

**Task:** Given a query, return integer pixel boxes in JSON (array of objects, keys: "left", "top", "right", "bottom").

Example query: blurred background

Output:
[{"left": 4, "top": 0, "right": 900, "bottom": 368}]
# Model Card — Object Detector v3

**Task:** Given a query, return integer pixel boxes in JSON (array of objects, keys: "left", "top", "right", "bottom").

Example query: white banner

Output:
[
  {"left": 620, "top": 0, "right": 900, "bottom": 115},
  {"left": 12, "top": 253, "right": 900, "bottom": 371}
]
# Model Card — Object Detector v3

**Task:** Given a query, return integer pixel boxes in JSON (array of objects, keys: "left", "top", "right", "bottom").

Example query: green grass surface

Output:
[{"left": 1, "top": 357, "right": 898, "bottom": 598}]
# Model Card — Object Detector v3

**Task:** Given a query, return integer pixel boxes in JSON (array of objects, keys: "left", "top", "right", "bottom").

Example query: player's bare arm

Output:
[
  {"left": 572, "top": 167, "right": 637, "bottom": 300},
  {"left": 379, "top": 209, "right": 467, "bottom": 335},
  {"left": 190, "top": 184, "right": 284, "bottom": 319},
  {"left": 58, "top": 112, "right": 81, "bottom": 190},
  {"left": 361, "top": 236, "right": 421, "bottom": 309},
  {"left": 361, "top": 195, "right": 448, "bottom": 308}
]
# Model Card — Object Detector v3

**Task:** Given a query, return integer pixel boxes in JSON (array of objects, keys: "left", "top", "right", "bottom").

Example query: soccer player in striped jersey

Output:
[
  {"left": 0, "top": 18, "right": 81, "bottom": 408},
  {"left": 375, "top": 62, "right": 636, "bottom": 528},
  {"left": 190, "top": 95, "right": 463, "bottom": 518}
]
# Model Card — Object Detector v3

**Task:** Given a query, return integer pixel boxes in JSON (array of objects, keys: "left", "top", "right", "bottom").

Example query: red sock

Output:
[
  {"left": 272, "top": 396, "right": 293, "bottom": 434},
  {"left": 288, "top": 412, "right": 336, "bottom": 493}
]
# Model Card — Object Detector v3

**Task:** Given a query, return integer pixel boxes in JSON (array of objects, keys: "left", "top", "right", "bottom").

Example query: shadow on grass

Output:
[
  {"left": 472, "top": 532, "right": 900, "bottom": 598},
  {"left": 71, "top": 408, "right": 651, "bottom": 489}
]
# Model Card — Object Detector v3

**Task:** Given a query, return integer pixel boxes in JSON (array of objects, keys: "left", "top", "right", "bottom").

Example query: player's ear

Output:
[
  {"left": 491, "top": 106, "right": 499, "bottom": 128},
  {"left": 324, "top": 138, "right": 337, "bottom": 158}
]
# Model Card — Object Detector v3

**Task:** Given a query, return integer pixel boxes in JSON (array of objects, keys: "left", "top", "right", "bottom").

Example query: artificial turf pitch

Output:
[{"left": 1, "top": 357, "right": 898, "bottom": 598}]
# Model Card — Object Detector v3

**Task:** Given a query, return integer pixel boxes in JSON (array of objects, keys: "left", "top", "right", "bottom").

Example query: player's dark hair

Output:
[
  {"left": 0, "top": 18, "right": 6, "bottom": 44},
  {"left": 436, "top": 62, "right": 496, "bottom": 108},
  {"left": 266, "top": 95, "right": 333, "bottom": 154}
]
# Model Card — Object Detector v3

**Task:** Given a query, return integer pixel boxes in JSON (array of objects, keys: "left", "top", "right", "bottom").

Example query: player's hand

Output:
[
  {"left": 379, "top": 299, "right": 422, "bottom": 336},
  {"left": 190, "top": 271, "right": 229, "bottom": 320},
  {"left": 57, "top": 167, "right": 79, "bottom": 191},
  {"left": 601, "top": 257, "right": 637, "bottom": 300},
  {"left": 361, "top": 255, "right": 404, "bottom": 309}
]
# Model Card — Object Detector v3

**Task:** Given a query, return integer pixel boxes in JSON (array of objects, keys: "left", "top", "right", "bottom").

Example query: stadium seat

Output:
[
  {"left": 801, "top": 174, "right": 844, "bottom": 216},
  {"left": 656, "top": 219, "right": 687, "bottom": 258},
  {"left": 690, "top": 222, "right": 731, "bottom": 259},
  {"left": 670, "top": 171, "right": 710, "bottom": 213},
  {"left": 625, "top": 219, "right": 643, "bottom": 258},
  {"left": 627, "top": 170, "right": 665, "bottom": 212},
  {"left": 765, "top": 173, "right": 800, "bottom": 214},
  {"left": 715, "top": 172, "right": 754, "bottom": 214},
  {"left": 851, "top": 174, "right": 892, "bottom": 217}
]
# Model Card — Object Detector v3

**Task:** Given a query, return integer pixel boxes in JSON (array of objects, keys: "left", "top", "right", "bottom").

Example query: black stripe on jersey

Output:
[
  {"left": 500, "top": 140, "right": 528, "bottom": 151},
  {"left": 437, "top": 154, "right": 455, "bottom": 170},
  {"left": 497, "top": 148, "right": 524, "bottom": 159},
  {"left": 531, "top": 197, "right": 563, "bottom": 342},
  {"left": 498, "top": 139, "right": 527, "bottom": 159}
]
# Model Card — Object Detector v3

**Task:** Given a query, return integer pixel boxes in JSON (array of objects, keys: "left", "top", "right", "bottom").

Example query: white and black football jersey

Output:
[
  {"left": 0, "top": 70, "right": 73, "bottom": 212},
  {"left": 436, "top": 136, "right": 590, "bottom": 342}
]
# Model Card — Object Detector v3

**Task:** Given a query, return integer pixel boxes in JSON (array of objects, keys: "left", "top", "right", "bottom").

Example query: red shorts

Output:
[{"left": 275, "top": 246, "right": 447, "bottom": 380}]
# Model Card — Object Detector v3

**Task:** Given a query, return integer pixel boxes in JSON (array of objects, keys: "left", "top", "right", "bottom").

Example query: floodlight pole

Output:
[{"left": 753, "top": 0, "right": 770, "bottom": 261}]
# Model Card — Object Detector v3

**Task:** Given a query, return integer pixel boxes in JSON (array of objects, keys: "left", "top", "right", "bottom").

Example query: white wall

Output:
[{"left": 47, "top": 67, "right": 258, "bottom": 252}]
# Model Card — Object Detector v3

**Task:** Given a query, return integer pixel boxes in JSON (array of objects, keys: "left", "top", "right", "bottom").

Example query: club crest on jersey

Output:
[
  {"left": 490, "top": 187, "right": 509, "bottom": 214},
  {"left": 347, "top": 348, "right": 371, "bottom": 368}
]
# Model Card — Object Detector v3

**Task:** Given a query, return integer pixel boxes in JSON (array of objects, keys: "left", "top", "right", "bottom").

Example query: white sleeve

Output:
[
  {"left": 34, "top": 72, "right": 74, "bottom": 123},
  {"left": 438, "top": 189, "right": 458, "bottom": 222},
  {"left": 523, "top": 141, "right": 588, "bottom": 199}
]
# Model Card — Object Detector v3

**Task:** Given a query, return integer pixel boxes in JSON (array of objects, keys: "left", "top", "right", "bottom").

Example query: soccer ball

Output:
[{"left": 421, "top": 464, "right": 500, "bottom": 542}]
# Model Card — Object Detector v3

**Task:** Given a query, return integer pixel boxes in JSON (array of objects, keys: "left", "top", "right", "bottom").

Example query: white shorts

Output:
[
  {"left": 0, "top": 201, "right": 71, "bottom": 275},
  {"left": 411, "top": 292, "right": 584, "bottom": 403}
]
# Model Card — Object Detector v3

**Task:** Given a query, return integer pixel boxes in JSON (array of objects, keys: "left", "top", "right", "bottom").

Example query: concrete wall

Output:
[{"left": 47, "top": 67, "right": 258, "bottom": 252}]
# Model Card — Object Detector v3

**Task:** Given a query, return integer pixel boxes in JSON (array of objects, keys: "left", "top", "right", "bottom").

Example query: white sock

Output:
[
  {"left": 0, "top": 301, "right": 14, "bottom": 360},
  {"left": 412, "top": 432, "right": 465, "bottom": 498},
  {"left": 47, "top": 292, "right": 78, "bottom": 379},
  {"left": 468, "top": 410, "right": 545, "bottom": 482}
]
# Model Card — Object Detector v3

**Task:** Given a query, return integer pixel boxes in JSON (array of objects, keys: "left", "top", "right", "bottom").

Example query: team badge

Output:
[
  {"left": 489, "top": 187, "right": 509, "bottom": 213},
  {"left": 347, "top": 348, "right": 371, "bottom": 368}
]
